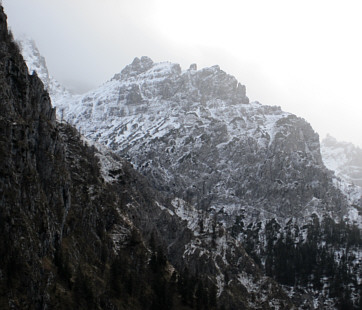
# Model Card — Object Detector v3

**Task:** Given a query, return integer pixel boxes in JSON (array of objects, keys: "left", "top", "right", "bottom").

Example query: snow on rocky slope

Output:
[{"left": 321, "top": 135, "right": 362, "bottom": 227}]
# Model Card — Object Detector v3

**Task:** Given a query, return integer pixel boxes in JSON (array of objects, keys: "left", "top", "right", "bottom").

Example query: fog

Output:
[{"left": 3, "top": 0, "right": 362, "bottom": 147}]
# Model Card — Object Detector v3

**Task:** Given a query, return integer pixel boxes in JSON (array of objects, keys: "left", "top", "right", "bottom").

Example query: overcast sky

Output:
[{"left": 3, "top": 0, "right": 362, "bottom": 147}]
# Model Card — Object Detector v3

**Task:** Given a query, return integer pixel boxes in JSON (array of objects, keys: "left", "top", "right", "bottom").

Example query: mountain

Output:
[
  {"left": 321, "top": 134, "right": 362, "bottom": 188},
  {"left": 0, "top": 6, "right": 296, "bottom": 310},
  {"left": 18, "top": 31, "right": 362, "bottom": 308},
  {"left": 55, "top": 56, "right": 359, "bottom": 220}
]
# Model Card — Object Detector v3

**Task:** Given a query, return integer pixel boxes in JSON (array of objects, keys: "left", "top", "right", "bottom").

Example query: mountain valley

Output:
[{"left": 0, "top": 5, "right": 361, "bottom": 309}]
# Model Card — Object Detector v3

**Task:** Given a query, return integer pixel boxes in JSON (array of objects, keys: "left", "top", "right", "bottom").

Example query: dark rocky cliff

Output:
[{"left": 0, "top": 5, "right": 68, "bottom": 306}]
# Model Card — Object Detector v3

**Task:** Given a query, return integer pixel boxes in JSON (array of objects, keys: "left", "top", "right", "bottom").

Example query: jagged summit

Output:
[
  {"left": 189, "top": 63, "right": 197, "bottom": 71},
  {"left": 109, "top": 56, "right": 249, "bottom": 106},
  {"left": 18, "top": 43, "right": 251, "bottom": 120}
]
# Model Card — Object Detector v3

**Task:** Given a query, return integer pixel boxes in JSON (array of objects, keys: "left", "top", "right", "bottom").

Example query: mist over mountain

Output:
[
  {"left": 1, "top": 7, "right": 361, "bottom": 309},
  {"left": 321, "top": 135, "right": 362, "bottom": 188}
]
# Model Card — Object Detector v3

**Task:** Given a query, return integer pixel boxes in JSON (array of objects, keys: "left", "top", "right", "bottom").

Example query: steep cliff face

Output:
[
  {"left": 0, "top": 6, "right": 167, "bottom": 309},
  {"left": 0, "top": 7, "right": 68, "bottom": 306}
]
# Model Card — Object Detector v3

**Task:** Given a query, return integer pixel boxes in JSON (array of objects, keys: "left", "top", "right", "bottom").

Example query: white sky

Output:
[{"left": 2, "top": 0, "right": 362, "bottom": 147}]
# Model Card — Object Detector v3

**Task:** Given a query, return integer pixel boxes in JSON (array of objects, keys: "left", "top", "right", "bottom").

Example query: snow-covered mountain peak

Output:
[
  {"left": 112, "top": 56, "right": 182, "bottom": 81},
  {"left": 18, "top": 42, "right": 356, "bottom": 223},
  {"left": 48, "top": 56, "right": 348, "bottom": 224}
]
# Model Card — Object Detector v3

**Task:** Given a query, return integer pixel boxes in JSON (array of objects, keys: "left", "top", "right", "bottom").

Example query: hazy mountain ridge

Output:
[
  {"left": 17, "top": 35, "right": 362, "bottom": 309},
  {"left": 321, "top": 134, "right": 362, "bottom": 188}
]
